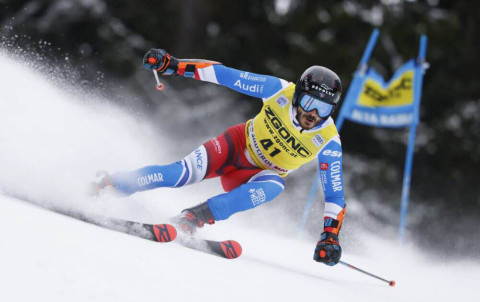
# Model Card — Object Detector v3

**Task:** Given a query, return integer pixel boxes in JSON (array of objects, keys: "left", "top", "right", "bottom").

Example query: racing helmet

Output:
[{"left": 293, "top": 66, "right": 342, "bottom": 118}]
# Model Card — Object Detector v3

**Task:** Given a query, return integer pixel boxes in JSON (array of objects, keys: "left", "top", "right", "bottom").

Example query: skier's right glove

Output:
[
  {"left": 143, "top": 48, "right": 178, "bottom": 74},
  {"left": 313, "top": 231, "right": 342, "bottom": 266}
]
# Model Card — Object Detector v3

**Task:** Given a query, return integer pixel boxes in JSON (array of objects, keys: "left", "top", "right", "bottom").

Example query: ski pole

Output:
[
  {"left": 152, "top": 70, "right": 164, "bottom": 90},
  {"left": 339, "top": 260, "right": 396, "bottom": 287}
]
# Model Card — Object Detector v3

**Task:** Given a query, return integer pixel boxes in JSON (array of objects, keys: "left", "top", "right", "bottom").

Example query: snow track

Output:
[
  {"left": 1, "top": 194, "right": 478, "bottom": 302},
  {"left": 0, "top": 53, "right": 478, "bottom": 302}
]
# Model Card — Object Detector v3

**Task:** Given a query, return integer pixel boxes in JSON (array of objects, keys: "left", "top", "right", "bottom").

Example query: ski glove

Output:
[
  {"left": 313, "top": 232, "right": 342, "bottom": 266},
  {"left": 143, "top": 48, "right": 177, "bottom": 74}
]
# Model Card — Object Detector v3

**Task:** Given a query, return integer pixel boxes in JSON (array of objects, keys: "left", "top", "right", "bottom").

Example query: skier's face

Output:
[{"left": 296, "top": 106, "right": 322, "bottom": 130}]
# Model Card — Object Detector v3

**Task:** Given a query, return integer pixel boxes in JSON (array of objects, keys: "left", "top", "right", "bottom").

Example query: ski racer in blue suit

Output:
[{"left": 94, "top": 49, "right": 346, "bottom": 266}]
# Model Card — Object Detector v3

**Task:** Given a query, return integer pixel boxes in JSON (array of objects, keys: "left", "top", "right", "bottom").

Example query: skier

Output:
[{"left": 93, "top": 48, "right": 346, "bottom": 266}]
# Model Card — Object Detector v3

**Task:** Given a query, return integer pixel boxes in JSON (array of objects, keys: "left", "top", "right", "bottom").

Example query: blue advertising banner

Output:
[{"left": 341, "top": 59, "right": 418, "bottom": 128}]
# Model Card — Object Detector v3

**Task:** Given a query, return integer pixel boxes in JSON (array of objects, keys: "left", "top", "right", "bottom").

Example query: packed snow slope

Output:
[{"left": 0, "top": 53, "right": 478, "bottom": 302}]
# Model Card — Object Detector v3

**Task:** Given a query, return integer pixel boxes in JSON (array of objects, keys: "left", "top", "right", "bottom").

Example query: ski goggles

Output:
[{"left": 298, "top": 93, "right": 334, "bottom": 118}]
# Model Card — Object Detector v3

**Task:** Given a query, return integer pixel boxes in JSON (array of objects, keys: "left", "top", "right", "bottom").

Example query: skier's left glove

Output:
[
  {"left": 313, "top": 231, "right": 342, "bottom": 266},
  {"left": 143, "top": 48, "right": 178, "bottom": 74}
]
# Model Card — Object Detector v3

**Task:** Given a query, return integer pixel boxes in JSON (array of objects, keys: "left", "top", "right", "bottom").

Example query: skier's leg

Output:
[
  {"left": 110, "top": 123, "right": 251, "bottom": 195},
  {"left": 207, "top": 170, "right": 285, "bottom": 220},
  {"left": 110, "top": 145, "right": 209, "bottom": 195},
  {"left": 174, "top": 169, "right": 284, "bottom": 233}
]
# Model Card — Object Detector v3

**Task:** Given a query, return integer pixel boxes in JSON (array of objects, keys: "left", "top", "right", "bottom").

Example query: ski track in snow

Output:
[{"left": 0, "top": 53, "right": 478, "bottom": 301}]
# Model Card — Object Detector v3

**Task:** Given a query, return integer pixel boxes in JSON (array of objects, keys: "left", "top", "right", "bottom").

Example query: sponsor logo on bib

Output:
[
  {"left": 312, "top": 134, "right": 324, "bottom": 148},
  {"left": 275, "top": 95, "right": 289, "bottom": 108}
]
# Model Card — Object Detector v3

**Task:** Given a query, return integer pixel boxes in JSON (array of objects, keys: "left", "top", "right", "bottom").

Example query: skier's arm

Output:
[
  {"left": 313, "top": 137, "right": 346, "bottom": 266},
  {"left": 318, "top": 138, "right": 346, "bottom": 226},
  {"left": 143, "top": 48, "right": 289, "bottom": 99}
]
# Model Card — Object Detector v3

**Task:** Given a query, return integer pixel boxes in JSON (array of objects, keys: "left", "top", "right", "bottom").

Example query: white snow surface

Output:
[{"left": 0, "top": 53, "right": 479, "bottom": 301}]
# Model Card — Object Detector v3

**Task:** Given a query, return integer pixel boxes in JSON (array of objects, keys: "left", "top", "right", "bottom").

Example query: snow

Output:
[
  {"left": 1, "top": 194, "right": 479, "bottom": 301},
  {"left": 0, "top": 53, "right": 479, "bottom": 302}
]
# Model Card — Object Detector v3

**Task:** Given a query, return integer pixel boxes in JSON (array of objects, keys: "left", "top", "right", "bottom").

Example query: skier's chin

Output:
[
  {"left": 299, "top": 115, "right": 320, "bottom": 130},
  {"left": 300, "top": 121, "right": 313, "bottom": 130}
]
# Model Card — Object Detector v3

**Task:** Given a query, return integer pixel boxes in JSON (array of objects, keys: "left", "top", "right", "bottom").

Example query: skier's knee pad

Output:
[
  {"left": 207, "top": 170, "right": 285, "bottom": 220},
  {"left": 182, "top": 145, "right": 208, "bottom": 185}
]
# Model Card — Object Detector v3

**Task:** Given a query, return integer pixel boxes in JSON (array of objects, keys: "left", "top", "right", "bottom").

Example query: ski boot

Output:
[
  {"left": 172, "top": 202, "right": 215, "bottom": 235},
  {"left": 89, "top": 171, "right": 116, "bottom": 197}
]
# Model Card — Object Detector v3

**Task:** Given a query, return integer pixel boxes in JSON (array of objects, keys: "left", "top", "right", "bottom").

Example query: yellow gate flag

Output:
[{"left": 359, "top": 70, "right": 414, "bottom": 107}]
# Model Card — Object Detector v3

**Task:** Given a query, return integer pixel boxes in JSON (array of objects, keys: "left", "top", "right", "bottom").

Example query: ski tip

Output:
[
  {"left": 220, "top": 240, "right": 242, "bottom": 259},
  {"left": 152, "top": 224, "right": 177, "bottom": 242}
]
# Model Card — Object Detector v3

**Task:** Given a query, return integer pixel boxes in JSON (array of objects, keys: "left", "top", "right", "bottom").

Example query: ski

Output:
[
  {"left": 87, "top": 216, "right": 242, "bottom": 259},
  {"left": 1, "top": 192, "right": 178, "bottom": 243},
  {"left": 205, "top": 239, "right": 242, "bottom": 259},
  {"left": 177, "top": 235, "right": 242, "bottom": 259},
  {"left": 97, "top": 219, "right": 178, "bottom": 243},
  {"left": 56, "top": 209, "right": 241, "bottom": 258},
  {"left": 98, "top": 217, "right": 242, "bottom": 259},
  {"left": 4, "top": 193, "right": 242, "bottom": 257},
  {"left": 63, "top": 212, "right": 178, "bottom": 243}
]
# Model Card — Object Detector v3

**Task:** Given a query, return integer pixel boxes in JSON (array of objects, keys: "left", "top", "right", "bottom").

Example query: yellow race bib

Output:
[{"left": 245, "top": 83, "right": 339, "bottom": 175}]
